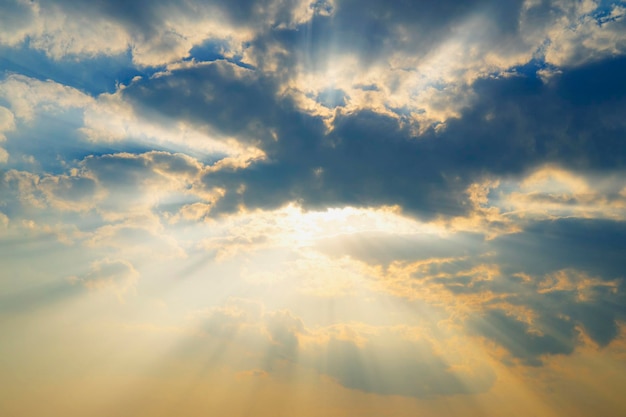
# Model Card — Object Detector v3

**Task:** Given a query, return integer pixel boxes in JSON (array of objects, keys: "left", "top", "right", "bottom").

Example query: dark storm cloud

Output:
[
  {"left": 123, "top": 62, "right": 285, "bottom": 146},
  {"left": 120, "top": 54, "right": 626, "bottom": 219},
  {"left": 124, "top": 62, "right": 466, "bottom": 217},
  {"left": 462, "top": 58, "right": 626, "bottom": 171}
]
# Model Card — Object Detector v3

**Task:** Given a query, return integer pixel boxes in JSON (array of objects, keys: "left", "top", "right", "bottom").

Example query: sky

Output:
[{"left": 1, "top": 0, "right": 626, "bottom": 416}]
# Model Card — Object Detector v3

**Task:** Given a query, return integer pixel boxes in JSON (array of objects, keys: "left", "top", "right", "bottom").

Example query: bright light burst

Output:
[{"left": 2, "top": 0, "right": 626, "bottom": 416}]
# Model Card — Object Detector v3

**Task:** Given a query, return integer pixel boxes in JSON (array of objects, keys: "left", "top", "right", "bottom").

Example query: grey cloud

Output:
[
  {"left": 482, "top": 219, "right": 626, "bottom": 356},
  {"left": 117, "top": 54, "right": 626, "bottom": 221},
  {"left": 38, "top": 175, "right": 98, "bottom": 210},
  {"left": 0, "top": 151, "right": 210, "bottom": 251},
  {"left": 251, "top": 0, "right": 526, "bottom": 71},
  {"left": 469, "top": 276, "right": 625, "bottom": 366},
  {"left": 5, "top": 3, "right": 623, "bottom": 223},
  {"left": 264, "top": 310, "right": 304, "bottom": 361},
  {"left": 6, "top": 48, "right": 624, "bottom": 233},
  {"left": 0, "top": 0, "right": 37, "bottom": 42},
  {"left": 310, "top": 216, "right": 626, "bottom": 363},
  {"left": 4, "top": 0, "right": 623, "bottom": 79},
  {"left": 81, "top": 151, "right": 201, "bottom": 188},
  {"left": 494, "top": 219, "right": 626, "bottom": 280},
  {"left": 470, "top": 309, "right": 576, "bottom": 367},
  {"left": 2, "top": 169, "right": 100, "bottom": 216},
  {"left": 122, "top": 62, "right": 284, "bottom": 146},
  {"left": 31, "top": 0, "right": 311, "bottom": 45},
  {"left": 317, "top": 330, "right": 495, "bottom": 397},
  {"left": 74, "top": 258, "right": 138, "bottom": 292},
  {"left": 4, "top": 0, "right": 626, "bottom": 368},
  {"left": 469, "top": 219, "right": 625, "bottom": 355},
  {"left": 314, "top": 231, "right": 484, "bottom": 266},
  {"left": 0, "top": 280, "right": 82, "bottom": 315},
  {"left": 450, "top": 218, "right": 626, "bottom": 361},
  {"left": 194, "top": 302, "right": 495, "bottom": 397},
  {"left": 77, "top": 151, "right": 205, "bottom": 217}
]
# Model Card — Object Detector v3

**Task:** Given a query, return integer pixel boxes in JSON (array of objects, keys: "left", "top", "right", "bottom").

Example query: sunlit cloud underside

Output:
[{"left": 1, "top": 0, "right": 626, "bottom": 416}]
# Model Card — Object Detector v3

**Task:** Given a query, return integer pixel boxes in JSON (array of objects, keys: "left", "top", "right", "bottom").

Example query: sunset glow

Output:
[{"left": 1, "top": 1, "right": 626, "bottom": 416}]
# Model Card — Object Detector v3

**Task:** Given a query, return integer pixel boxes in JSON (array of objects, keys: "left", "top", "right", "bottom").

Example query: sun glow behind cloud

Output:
[{"left": 2, "top": 0, "right": 626, "bottom": 416}]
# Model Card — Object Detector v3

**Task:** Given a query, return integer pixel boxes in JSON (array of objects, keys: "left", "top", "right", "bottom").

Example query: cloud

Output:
[
  {"left": 2, "top": 169, "right": 100, "bottom": 212},
  {"left": 3, "top": 0, "right": 625, "bottom": 128},
  {"left": 70, "top": 258, "right": 139, "bottom": 298},
  {"left": 4, "top": 4, "right": 625, "bottom": 227},
  {"left": 0, "top": 105, "right": 15, "bottom": 140},
  {"left": 0, "top": 74, "right": 92, "bottom": 122},
  {"left": 497, "top": 166, "right": 626, "bottom": 221},
  {"left": 0, "top": 0, "right": 39, "bottom": 46},
  {"left": 302, "top": 213, "right": 626, "bottom": 365},
  {"left": 315, "top": 326, "right": 495, "bottom": 397},
  {"left": 198, "top": 203, "right": 428, "bottom": 262},
  {"left": 85, "top": 217, "right": 186, "bottom": 260},
  {"left": 112, "top": 52, "right": 625, "bottom": 223},
  {"left": 1, "top": 3, "right": 626, "bottom": 412},
  {"left": 0, "top": 74, "right": 250, "bottom": 163},
  {"left": 77, "top": 151, "right": 233, "bottom": 223},
  {"left": 426, "top": 165, "right": 626, "bottom": 238},
  {"left": 38, "top": 174, "right": 100, "bottom": 211},
  {"left": 121, "top": 61, "right": 285, "bottom": 148},
  {"left": 470, "top": 309, "right": 577, "bottom": 366},
  {"left": 190, "top": 299, "right": 496, "bottom": 397},
  {"left": 543, "top": 1, "right": 626, "bottom": 67},
  {"left": 0, "top": 211, "right": 8, "bottom": 228},
  {"left": 0, "top": 0, "right": 313, "bottom": 66},
  {"left": 0, "top": 105, "right": 15, "bottom": 163},
  {"left": 494, "top": 218, "right": 626, "bottom": 280},
  {"left": 241, "top": 0, "right": 626, "bottom": 129}
]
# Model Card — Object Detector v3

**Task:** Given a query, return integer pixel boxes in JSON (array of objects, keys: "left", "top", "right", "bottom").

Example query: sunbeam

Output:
[{"left": 2, "top": 0, "right": 626, "bottom": 415}]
